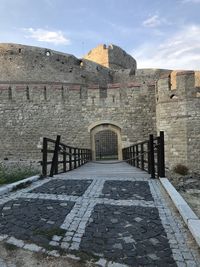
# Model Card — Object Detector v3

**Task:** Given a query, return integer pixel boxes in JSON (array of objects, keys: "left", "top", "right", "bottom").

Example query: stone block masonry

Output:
[
  {"left": 0, "top": 80, "right": 156, "bottom": 161},
  {"left": 156, "top": 71, "right": 200, "bottom": 173},
  {"left": 0, "top": 43, "right": 199, "bottom": 173}
]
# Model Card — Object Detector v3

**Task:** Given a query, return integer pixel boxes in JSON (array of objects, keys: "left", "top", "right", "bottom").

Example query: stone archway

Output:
[{"left": 89, "top": 123, "right": 122, "bottom": 160}]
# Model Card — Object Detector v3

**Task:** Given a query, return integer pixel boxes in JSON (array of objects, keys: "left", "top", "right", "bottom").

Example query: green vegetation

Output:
[
  {"left": 33, "top": 227, "right": 66, "bottom": 240},
  {"left": 0, "top": 162, "right": 39, "bottom": 185},
  {"left": 173, "top": 164, "right": 189, "bottom": 176},
  {"left": 3, "top": 242, "right": 18, "bottom": 251},
  {"left": 74, "top": 250, "right": 100, "bottom": 264}
]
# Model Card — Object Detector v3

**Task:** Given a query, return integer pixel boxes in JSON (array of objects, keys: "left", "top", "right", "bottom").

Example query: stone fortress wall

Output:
[
  {"left": 156, "top": 71, "right": 200, "bottom": 172},
  {"left": 0, "top": 80, "right": 157, "bottom": 161},
  {"left": 0, "top": 43, "right": 199, "bottom": 173}
]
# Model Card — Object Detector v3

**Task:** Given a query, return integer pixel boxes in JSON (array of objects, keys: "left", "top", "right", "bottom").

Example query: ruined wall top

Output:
[
  {"left": 0, "top": 43, "right": 113, "bottom": 85},
  {"left": 83, "top": 44, "right": 137, "bottom": 71}
]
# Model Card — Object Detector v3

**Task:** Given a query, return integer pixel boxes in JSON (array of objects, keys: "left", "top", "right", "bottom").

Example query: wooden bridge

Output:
[{"left": 41, "top": 131, "right": 165, "bottom": 179}]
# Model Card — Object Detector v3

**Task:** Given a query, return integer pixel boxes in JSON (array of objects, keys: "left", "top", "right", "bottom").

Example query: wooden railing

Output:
[
  {"left": 122, "top": 131, "right": 165, "bottom": 178},
  {"left": 41, "top": 135, "right": 92, "bottom": 177}
]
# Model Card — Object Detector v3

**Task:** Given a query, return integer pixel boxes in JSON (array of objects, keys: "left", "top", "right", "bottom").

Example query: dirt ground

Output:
[
  {"left": 0, "top": 242, "right": 99, "bottom": 267},
  {"left": 168, "top": 172, "right": 200, "bottom": 218}
]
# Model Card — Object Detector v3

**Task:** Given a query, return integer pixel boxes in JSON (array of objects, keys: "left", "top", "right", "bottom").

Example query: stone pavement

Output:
[{"left": 0, "top": 162, "right": 200, "bottom": 267}]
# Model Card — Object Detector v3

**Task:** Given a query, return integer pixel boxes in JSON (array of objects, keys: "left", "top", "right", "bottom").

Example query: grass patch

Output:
[
  {"left": 174, "top": 164, "right": 189, "bottom": 175},
  {"left": 34, "top": 228, "right": 66, "bottom": 240},
  {"left": 4, "top": 242, "right": 18, "bottom": 251},
  {"left": 0, "top": 162, "right": 38, "bottom": 185},
  {"left": 74, "top": 250, "right": 100, "bottom": 264}
]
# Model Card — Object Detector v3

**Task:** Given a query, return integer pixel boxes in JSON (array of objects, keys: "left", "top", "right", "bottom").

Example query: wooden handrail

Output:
[
  {"left": 122, "top": 131, "right": 165, "bottom": 178},
  {"left": 41, "top": 135, "right": 92, "bottom": 177}
]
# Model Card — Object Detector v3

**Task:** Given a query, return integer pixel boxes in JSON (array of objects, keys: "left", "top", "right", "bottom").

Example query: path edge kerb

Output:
[
  {"left": 0, "top": 175, "right": 40, "bottom": 196},
  {"left": 160, "top": 177, "right": 200, "bottom": 247}
]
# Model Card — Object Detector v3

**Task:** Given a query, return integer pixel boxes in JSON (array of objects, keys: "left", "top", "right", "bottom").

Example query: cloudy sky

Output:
[{"left": 1, "top": 0, "right": 200, "bottom": 70}]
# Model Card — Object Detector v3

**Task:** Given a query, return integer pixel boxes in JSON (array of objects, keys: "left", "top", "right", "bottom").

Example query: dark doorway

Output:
[{"left": 95, "top": 130, "right": 118, "bottom": 160}]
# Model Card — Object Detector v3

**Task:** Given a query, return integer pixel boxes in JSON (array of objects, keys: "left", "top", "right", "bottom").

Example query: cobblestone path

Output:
[{"left": 0, "top": 162, "right": 200, "bottom": 267}]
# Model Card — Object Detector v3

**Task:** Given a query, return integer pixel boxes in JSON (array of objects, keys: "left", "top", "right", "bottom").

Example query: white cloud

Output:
[
  {"left": 143, "top": 15, "right": 161, "bottom": 28},
  {"left": 132, "top": 25, "right": 200, "bottom": 70},
  {"left": 23, "top": 28, "right": 70, "bottom": 45}
]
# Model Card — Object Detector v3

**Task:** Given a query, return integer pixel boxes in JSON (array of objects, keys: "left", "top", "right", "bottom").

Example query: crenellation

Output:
[
  {"left": 0, "top": 85, "right": 10, "bottom": 102},
  {"left": 0, "top": 43, "right": 199, "bottom": 173},
  {"left": 176, "top": 71, "right": 195, "bottom": 93},
  {"left": 30, "top": 85, "right": 45, "bottom": 102}
]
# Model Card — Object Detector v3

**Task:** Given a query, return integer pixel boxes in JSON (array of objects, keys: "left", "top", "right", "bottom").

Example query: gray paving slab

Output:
[{"left": 0, "top": 162, "right": 199, "bottom": 267}]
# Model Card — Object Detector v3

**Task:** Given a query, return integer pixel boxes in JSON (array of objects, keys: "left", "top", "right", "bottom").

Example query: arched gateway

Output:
[{"left": 89, "top": 122, "right": 122, "bottom": 161}]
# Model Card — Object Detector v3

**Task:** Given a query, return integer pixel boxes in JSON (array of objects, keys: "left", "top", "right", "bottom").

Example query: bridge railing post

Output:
[
  {"left": 50, "top": 135, "right": 60, "bottom": 177},
  {"left": 69, "top": 147, "right": 72, "bottom": 171},
  {"left": 88, "top": 149, "right": 90, "bottom": 161},
  {"left": 130, "top": 147, "right": 132, "bottom": 164},
  {"left": 159, "top": 131, "right": 165, "bottom": 177},
  {"left": 136, "top": 144, "right": 139, "bottom": 167},
  {"left": 78, "top": 149, "right": 81, "bottom": 167},
  {"left": 149, "top": 134, "right": 155, "bottom": 179},
  {"left": 74, "top": 148, "right": 77, "bottom": 169},
  {"left": 141, "top": 143, "right": 144, "bottom": 170},
  {"left": 133, "top": 146, "right": 135, "bottom": 166},
  {"left": 63, "top": 145, "right": 66, "bottom": 173},
  {"left": 42, "top": 137, "right": 47, "bottom": 177},
  {"left": 147, "top": 141, "right": 151, "bottom": 174}
]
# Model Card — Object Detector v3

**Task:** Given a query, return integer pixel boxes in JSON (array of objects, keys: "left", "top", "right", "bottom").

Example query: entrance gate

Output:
[
  {"left": 89, "top": 122, "right": 122, "bottom": 161},
  {"left": 95, "top": 130, "right": 118, "bottom": 160}
]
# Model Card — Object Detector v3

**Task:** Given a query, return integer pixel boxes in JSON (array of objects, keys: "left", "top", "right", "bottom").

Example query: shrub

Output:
[
  {"left": 0, "top": 162, "right": 39, "bottom": 185},
  {"left": 173, "top": 164, "right": 189, "bottom": 176}
]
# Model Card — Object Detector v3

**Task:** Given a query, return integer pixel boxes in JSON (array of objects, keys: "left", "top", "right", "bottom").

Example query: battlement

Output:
[
  {"left": 0, "top": 42, "right": 199, "bottom": 173},
  {"left": 0, "top": 81, "right": 156, "bottom": 106},
  {"left": 157, "top": 71, "right": 200, "bottom": 102}
]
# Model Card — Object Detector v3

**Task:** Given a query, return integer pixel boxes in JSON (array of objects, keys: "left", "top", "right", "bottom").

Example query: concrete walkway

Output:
[{"left": 0, "top": 162, "right": 200, "bottom": 266}]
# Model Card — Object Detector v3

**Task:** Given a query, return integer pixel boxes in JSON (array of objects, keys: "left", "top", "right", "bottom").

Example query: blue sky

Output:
[{"left": 1, "top": 0, "right": 200, "bottom": 69}]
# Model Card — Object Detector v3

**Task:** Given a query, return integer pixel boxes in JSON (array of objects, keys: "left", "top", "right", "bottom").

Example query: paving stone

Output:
[
  {"left": 100, "top": 180, "right": 153, "bottom": 200},
  {"left": 47, "top": 250, "right": 60, "bottom": 257},
  {"left": 182, "top": 251, "right": 193, "bottom": 260},
  {"left": 61, "top": 242, "right": 70, "bottom": 249},
  {"left": 63, "top": 236, "right": 72, "bottom": 242},
  {"left": 30, "top": 179, "right": 92, "bottom": 196},
  {"left": 52, "top": 235, "right": 62, "bottom": 242},
  {"left": 7, "top": 237, "right": 24, "bottom": 248},
  {"left": 0, "top": 199, "right": 73, "bottom": 247},
  {"left": 0, "top": 163, "right": 199, "bottom": 266},
  {"left": 23, "top": 243, "right": 42, "bottom": 252},
  {"left": 79, "top": 204, "right": 176, "bottom": 266},
  {"left": 185, "top": 260, "right": 198, "bottom": 267},
  {"left": 49, "top": 241, "right": 59, "bottom": 247},
  {"left": 0, "top": 234, "right": 8, "bottom": 241},
  {"left": 107, "top": 261, "right": 129, "bottom": 267},
  {"left": 96, "top": 258, "right": 107, "bottom": 267}
]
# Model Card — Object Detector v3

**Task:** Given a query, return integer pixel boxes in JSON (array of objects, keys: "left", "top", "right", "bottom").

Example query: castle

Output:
[{"left": 0, "top": 43, "right": 199, "bottom": 173}]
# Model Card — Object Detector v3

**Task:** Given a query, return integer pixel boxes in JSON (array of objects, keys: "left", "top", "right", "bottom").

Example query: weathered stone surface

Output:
[
  {"left": 83, "top": 44, "right": 137, "bottom": 71},
  {"left": 0, "top": 43, "right": 199, "bottom": 173}
]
